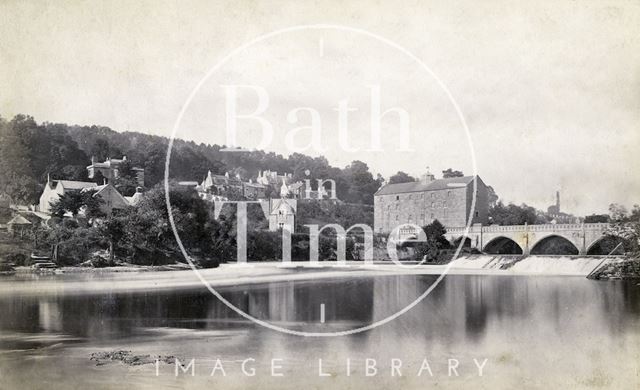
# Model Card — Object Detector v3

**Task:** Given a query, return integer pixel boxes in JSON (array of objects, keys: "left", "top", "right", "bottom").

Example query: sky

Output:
[{"left": 1, "top": 0, "right": 639, "bottom": 216}]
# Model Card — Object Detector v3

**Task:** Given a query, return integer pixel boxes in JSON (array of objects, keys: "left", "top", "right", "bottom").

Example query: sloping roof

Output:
[
  {"left": 375, "top": 176, "right": 478, "bottom": 196},
  {"left": 7, "top": 214, "right": 32, "bottom": 226},
  {"left": 125, "top": 191, "right": 144, "bottom": 206},
  {"left": 270, "top": 198, "right": 297, "bottom": 214},
  {"left": 57, "top": 180, "right": 98, "bottom": 190},
  {"left": 243, "top": 182, "right": 266, "bottom": 189}
]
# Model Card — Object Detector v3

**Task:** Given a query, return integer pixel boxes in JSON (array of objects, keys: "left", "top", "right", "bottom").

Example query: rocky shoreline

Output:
[{"left": 589, "top": 257, "right": 640, "bottom": 281}]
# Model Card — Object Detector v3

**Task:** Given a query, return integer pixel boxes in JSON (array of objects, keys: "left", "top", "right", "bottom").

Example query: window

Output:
[
  {"left": 475, "top": 211, "right": 479, "bottom": 217},
  {"left": 395, "top": 215, "right": 399, "bottom": 221},
  {"left": 431, "top": 202, "right": 435, "bottom": 208},
  {"left": 443, "top": 201, "right": 447, "bottom": 208},
  {"left": 396, "top": 195, "right": 399, "bottom": 201},
  {"left": 421, "top": 193, "right": 425, "bottom": 199},
  {"left": 447, "top": 190, "right": 451, "bottom": 197},
  {"left": 431, "top": 193, "right": 435, "bottom": 199},
  {"left": 430, "top": 213, "right": 434, "bottom": 219}
]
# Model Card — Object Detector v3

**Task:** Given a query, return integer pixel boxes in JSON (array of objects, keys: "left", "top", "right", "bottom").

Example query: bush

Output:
[
  {"left": 89, "top": 255, "right": 111, "bottom": 268},
  {"left": 0, "top": 262, "right": 15, "bottom": 272},
  {"left": 198, "top": 257, "right": 220, "bottom": 269},
  {"left": 5, "top": 252, "right": 27, "bottom": 266}
]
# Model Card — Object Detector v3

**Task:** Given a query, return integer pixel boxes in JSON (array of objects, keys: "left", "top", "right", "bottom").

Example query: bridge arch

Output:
[
  {"left": 530, "top": 235, "right": 579, "bottom": 255},
  {"left": 586, "top": 236, "right": 625, "bottom": 255},
  {"left": 483, "top": 236, "right": 523, "bottom": 255},
  {"left": 451, "top": 236, "right": 472, "bottom": 248}
]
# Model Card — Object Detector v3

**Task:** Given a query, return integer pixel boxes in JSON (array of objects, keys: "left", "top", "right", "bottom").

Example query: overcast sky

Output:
[{"left": 1, "top": 0, "right": 638, "bottom": 215}]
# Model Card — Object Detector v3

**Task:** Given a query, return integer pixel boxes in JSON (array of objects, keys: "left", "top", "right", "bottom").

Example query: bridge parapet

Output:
[
  {"left": 444, "top": 223, "right": 611, "bottom": 255},
  {"left": 446, "top": 223, "right": 609, "bottom": 234}
]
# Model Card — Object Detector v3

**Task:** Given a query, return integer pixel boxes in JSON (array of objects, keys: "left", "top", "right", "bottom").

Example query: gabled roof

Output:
[
  {"left": 375, "top": 176, "right": 480, "bottom": 196},
  {"left": 270, "top": 198, "right": 296, "bottom": 214},
  {"left": 57, "top": 180, "right": 98, "bottom": 190},
  {"left": 7, "top": 214, "right": 32, "bottom": 226}
]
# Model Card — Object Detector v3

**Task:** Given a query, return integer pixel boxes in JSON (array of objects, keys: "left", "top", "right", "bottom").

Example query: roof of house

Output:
[
  {"left": 57, "top": 180, "right": 98, "bottom": 190},
  {"left": 375, "top": 176, "right": 480, "bottom": 196},
  {"left": 7, "top": 214, "right": 32, "bottom": 226},
  {"left": 125, "top": 191, "right": 144, "bottom": 206}
]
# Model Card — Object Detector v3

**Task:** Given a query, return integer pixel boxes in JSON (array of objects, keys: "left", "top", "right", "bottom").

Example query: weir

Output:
[{"left": 448, "top": 255, "right": 622, "bottom": 276}]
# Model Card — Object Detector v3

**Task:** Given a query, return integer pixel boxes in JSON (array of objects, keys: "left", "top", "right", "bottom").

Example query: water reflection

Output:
[
  {"left": 1, "top": 275, "right": 639, "bottom": 389},
  {"left": 1, "top": 275, "right": 638, "bottom": 349}
]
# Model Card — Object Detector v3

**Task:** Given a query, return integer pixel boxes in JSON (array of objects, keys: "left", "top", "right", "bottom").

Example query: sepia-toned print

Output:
[{"left": 0, "top": 1, "right": 639, "bottom": 389}]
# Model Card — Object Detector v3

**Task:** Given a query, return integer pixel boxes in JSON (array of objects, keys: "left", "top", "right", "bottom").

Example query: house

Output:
[
  {"left": 38, "top": 176, "right": 132, "bottom": 216},
  {"left": 194, "top": 170, "right": 267, "bottom": 201},
  {"left": 374, "top": 170, "right": 489, "bottom": 235},
  {"left": 87, "top": 156, "right": 145, "bottom": 187},
  {"left": 7, "top": 214, "right": 32, "bottom": 237},
  {"left": 242, "top": 180, "right": 267, "bottom": 200},
  {"left": 39, "top": 177, "right": 98, "bottom": 214},
  {"left": 266, "top": 198, "right": 297, "bottom": 231},
  {"left": 81, "top": 183, "right": 130, "bottom": 216},
  {"left": 256, "top": 170, "right": 293, "bottom": 187},
  {"left": 124, "top": 187, "right": 145, "bottom": 206}
]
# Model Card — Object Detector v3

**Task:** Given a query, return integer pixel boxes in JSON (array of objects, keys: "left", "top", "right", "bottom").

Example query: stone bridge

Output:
[{"left": 444, "top": 223, "right": 611, "bottom": 255}]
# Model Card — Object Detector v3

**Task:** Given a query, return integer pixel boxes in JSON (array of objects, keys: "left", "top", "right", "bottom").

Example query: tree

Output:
[
  {"left": 388, "top": 171, "right": 416, "bottom": 184},
  {"left": 486, "top": 185, "right": 499, "bottom": 207},
  {"left": 49, "top": 191, "right": 86, "bottom": 217},
  {"left": 609, "top": 203, "right": 629, "bottom": 222},
  {"left": 114, "top": 159, "right": 138, "bottom": 196},
  {"left": 413, "top": 219, "right": 450, "bottom": 261},
  {"left": 341, "top": 160, "right": 380, "bottom": 205},
  {"left": 442, "top": 168, "right": 464, "bottom": 178},
  {"left": 49, "top": 189, "right": 104, "bottom": 219},
  {"left": 96, "top": 214, "right": 127, "bottom": 265},
  {"left": 489, "top": 201, "right": 539, "bottom": 225},
  {"left": 584, "top": 214, "right": 610, "bottom": 223},
  {"left": 90, "top": 139, "right": 110, "bottom": 161},
  {"left": 0, "top": 116, "right": 37, "bottom": 203}
]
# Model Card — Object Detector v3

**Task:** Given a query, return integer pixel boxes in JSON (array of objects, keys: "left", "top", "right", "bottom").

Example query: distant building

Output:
[
  {"left": 6, "top": 214, "right": 32, "bottom": 236},
  {"left": 124, "top": 187, "right": 145, "bottom": 206},
  {"left": 195, "top": 170, "right": 267, "bottom": 201},
  {"left": 87, "top": 156, "right": 145, "bottom": 187},
  {"left": 256, "top": 170, "right": 293, "bottom": 187},
  {"left": 211, "top": 198, "right": 297, "bottom": 233},
  {"left": 39, "top": 178, "right": 98, "bottom": 214},
  {"left": 374, "top": 170, "right": 489, "bottom": 235},
  {"left": 544, "top": 191, "right": 578, "bottom": 224},
  {"left": 81, "top": 184, "right": 130, "bottom": 216},
  {"left": 265, "top": 198, "right": 297, "bottom": 231},
  {"left": 38, "top": 176, "right": 133, "bottom": 216}
]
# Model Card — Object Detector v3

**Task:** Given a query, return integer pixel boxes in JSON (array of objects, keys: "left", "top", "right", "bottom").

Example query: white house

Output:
[{"left": 39, "top": 177, "right": 98, "bottom": 214}]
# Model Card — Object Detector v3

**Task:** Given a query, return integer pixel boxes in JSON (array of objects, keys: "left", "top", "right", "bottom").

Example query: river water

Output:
[{"left": 0, "top": 273, "right": 638, "bottom": 389}]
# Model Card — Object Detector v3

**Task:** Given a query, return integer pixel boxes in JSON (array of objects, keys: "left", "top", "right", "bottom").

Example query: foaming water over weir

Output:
[{"left": 448, "top": 255, "right": 619, "bottom": 276}]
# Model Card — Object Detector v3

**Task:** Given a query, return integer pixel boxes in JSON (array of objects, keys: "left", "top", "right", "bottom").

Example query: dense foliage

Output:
[{"left": 0, "top": 114, "right": 383, "bottom": 205}]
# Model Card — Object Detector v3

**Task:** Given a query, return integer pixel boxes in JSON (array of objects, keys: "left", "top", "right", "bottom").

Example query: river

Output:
[{"left": 0, "top": 271, "right": 638, "bottom": 389}]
